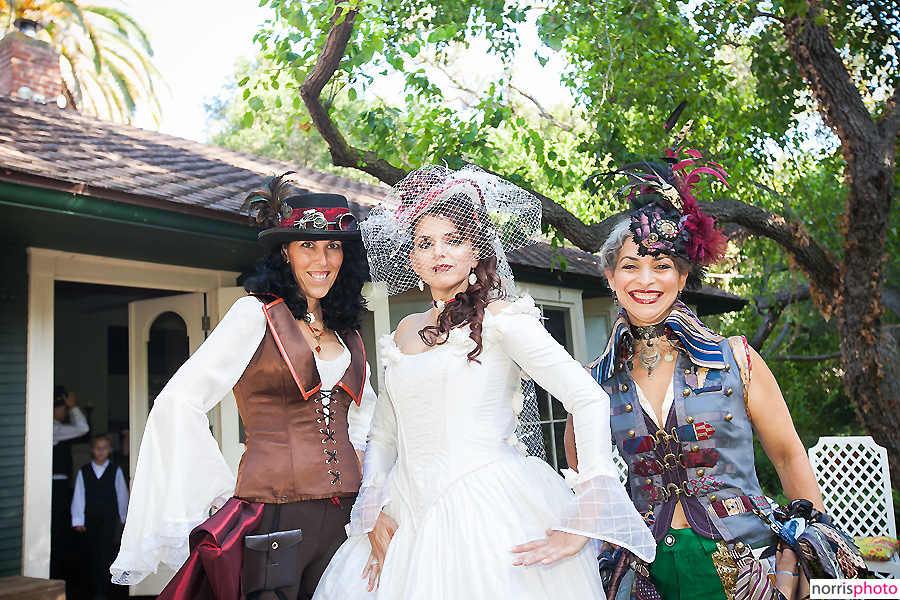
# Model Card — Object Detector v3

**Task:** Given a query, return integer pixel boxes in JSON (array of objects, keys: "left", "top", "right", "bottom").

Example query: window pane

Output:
[
  {"left": 551, "top": 397, "right": 567, "bottom": 420},
  {"left": 553, "top": 421, "right": 570, "bottom": 471},
  {"left": 541, "top": 422, "right": 557, "bottom": 470}
]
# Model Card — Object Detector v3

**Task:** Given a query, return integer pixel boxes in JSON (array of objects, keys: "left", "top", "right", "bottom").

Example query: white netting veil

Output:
[
  {"left": 361, "top": 164, "right": 542, "bottom": 300},
  {"left": 361, "top": 164, "right": 546, "bottom": 457}
]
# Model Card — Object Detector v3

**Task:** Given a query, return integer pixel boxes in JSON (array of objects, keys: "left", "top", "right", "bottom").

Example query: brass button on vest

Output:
[
  {"left": 686, "top": 416, "right": 694, "bottom": 424},
  {"left": 683, "top": 388, "right": 691, "bottom": 397},
  {"left": 725, "top": 387, "right": 733, "bottom": 397},
  {"left": 625, "top": 404, "right": 633, "bottom": 412},
  {"left": 621, "top": 384, "right": 629, "bottom": 392},
  {"left": 725, "top": 413, "right": 733, "bottom": 421}
]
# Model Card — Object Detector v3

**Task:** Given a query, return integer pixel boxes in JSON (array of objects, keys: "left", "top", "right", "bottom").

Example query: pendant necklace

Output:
[
  {"left": 306, "top": 312, "right": 324, "bottom": 353},
  {"left": 630, "top": 323, "right": 677, "bottom": 377}
]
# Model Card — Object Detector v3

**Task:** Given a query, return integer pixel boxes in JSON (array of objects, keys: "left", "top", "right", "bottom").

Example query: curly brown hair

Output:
[{"left": 414, "top": 194, "right": 501, "bottom": 361}]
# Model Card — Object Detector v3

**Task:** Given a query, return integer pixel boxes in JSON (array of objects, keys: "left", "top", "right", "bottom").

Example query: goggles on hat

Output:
[{"left": 295, "top": 209, "right": 359, "bottom": 232}]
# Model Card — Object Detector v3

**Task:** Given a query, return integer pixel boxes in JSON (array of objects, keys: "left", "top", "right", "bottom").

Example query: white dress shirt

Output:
[
  {"left": 53, "top": 406, "right": 89, "bottom": 444},
  {"left": 71, "top": 459, "right": 129, "bottom": 527}
]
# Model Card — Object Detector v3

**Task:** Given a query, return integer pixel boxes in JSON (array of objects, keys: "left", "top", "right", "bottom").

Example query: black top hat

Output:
[{"left": 258, "top": 193, "right": 361, "bottom": 250}]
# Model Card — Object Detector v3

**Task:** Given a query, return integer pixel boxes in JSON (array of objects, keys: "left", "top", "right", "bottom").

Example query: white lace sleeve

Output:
[
  {"left": 491, "top": 296, "right": 656, "bottom": 562},
  {"left": 348, "top": 336, "right": 399, "bottom": 537},
  {"left": 347, "top": 362, "right": 378, "bottom": 451},
  {"left": 110, "top": 296, "right": 266, "bottom": 585}
]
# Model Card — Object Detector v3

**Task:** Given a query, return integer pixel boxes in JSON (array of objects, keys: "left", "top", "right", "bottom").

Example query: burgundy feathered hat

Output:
[{"left": 602, "top": 104, "right": 729, "bottom": 271}]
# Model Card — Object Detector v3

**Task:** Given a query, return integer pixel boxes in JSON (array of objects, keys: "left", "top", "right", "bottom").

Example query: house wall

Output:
[{"left": 0, "top": 244, "right": 27, "bottom": 576}]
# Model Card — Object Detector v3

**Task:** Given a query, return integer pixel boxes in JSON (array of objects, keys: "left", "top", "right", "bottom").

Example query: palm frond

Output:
[{"left": 82, "top": 5, "right": 153, "bottom": 56}]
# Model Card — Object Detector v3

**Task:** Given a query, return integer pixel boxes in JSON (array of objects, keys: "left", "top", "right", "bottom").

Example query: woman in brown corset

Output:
[{"left": 111, "top": 175, "right": 377, "bottom": 600}]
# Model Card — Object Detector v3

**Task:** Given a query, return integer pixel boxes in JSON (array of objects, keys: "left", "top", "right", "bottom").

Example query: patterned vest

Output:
[{"left": 590, "top": 303, "right": 774, "bottom": 546}]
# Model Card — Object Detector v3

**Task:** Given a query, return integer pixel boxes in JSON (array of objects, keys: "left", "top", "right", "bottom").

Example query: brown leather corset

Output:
[{"left": 232, "top": 296, "right": 366, "bottom": 503}]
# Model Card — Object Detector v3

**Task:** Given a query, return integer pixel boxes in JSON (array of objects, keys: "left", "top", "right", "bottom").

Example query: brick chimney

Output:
[{"left": 0, "top": 19, "right": 61, "bottom": 104}]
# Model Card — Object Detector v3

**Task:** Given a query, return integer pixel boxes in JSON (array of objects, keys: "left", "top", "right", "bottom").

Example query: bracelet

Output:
[{"left": 775, "top": 571, "right": 798, "bottom": 576}]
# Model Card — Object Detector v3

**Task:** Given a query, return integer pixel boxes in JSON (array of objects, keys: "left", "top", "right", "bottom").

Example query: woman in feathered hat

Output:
[
  {"left": 313, "top": 165, "right": 655, "bottom": 600},
  {"left": 565, "top": 149, "right": 840, "bottom": 599},
  {"left": 111, "top": 175, "right": 378, "bottom": 600}
]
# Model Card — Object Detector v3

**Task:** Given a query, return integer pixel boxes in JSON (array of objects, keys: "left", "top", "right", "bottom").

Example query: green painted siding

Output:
[{"left": 0, "top": 244, "right": 26, "bottom": 576}]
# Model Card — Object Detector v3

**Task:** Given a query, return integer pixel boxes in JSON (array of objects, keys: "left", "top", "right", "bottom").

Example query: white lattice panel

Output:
[{"left": 809, "top": 436, "right": 899, "bottom": 578}]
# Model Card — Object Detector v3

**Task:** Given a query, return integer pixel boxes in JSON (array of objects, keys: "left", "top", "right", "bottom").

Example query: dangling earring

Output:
[
  {"left": 417, "top": 279, "right": 425, "bottom": 292},
  {"left": 468, "top": 268, "right": 477, "bottom": 286},
  {"left": 612, "top": 292, "right": 620, "bottom": 306}
]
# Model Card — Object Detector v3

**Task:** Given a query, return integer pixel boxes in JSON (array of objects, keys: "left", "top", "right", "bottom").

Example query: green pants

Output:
[{"left": 647, "top": 528, "right": 728, "bottom": 600}]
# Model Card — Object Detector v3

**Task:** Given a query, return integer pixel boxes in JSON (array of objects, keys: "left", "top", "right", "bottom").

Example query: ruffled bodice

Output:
[{"left": 377, "top": 304, "right": 530, "bottom": 518}]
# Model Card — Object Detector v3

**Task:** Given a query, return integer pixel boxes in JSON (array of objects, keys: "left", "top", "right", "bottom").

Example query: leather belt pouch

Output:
[{"left": 242, "top": 528, "right": 303, "bottom": 594}]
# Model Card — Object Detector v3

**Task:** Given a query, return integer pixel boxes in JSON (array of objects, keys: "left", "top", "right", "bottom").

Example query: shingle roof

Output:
[
  {"left": 0, "top": 95, "right": 389, "bottom": 219},
  {"left": 508, "top": 242, "right": 604, "bottom": 279},
  {"left": 0, "top": 95, "right": 745, "bottom": 309}
]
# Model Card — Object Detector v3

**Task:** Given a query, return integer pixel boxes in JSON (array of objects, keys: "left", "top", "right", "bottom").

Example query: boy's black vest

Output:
[{"left": 82, "top": 463, "right": 118, "bottom": 519}]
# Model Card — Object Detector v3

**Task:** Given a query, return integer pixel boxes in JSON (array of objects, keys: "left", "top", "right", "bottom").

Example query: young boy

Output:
[{"left": 71, "top": 434, "right": 129, "bottom": 600}]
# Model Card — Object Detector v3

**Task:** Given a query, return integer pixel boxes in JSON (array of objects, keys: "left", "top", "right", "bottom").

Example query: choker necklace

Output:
[
  {"left": 630, "top": 322, "right": 671, "bottom": 340},
  {"left": 433, "top": 297, "right": 458, "bottom": 312},
  {"left": 629, "top": 322, "right": 677, "bottom": 377}
]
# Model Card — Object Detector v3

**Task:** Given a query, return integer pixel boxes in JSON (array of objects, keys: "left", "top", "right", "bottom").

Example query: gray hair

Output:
[{"left": 599, "top": 217, "right": 632, "bottom": 273}]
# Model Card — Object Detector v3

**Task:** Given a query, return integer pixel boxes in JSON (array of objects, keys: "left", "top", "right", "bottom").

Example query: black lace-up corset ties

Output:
[{"left": 316, "top": 389, "right": 341, "bottom": 486}]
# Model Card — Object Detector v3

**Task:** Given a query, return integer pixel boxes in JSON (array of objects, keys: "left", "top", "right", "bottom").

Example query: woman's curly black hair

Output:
[
  {"left": 414, "top": 194, "right": 501, "bottom": 362},
  {"left": 243, "top": 238, "right": 368, "bottom": 331}
]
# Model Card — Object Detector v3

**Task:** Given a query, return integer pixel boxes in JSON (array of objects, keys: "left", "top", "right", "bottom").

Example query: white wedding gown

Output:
[{"left": 314, "top": 296, "right": 655, "bottom": 599}]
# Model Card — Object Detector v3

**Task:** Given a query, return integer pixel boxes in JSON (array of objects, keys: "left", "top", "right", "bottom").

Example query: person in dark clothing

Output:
[
  {"left": 51, "top": 385, "right": 90, "bottom": 579},
  {"left": 72, "top": 434, "right": 129, "bottom": 600}
]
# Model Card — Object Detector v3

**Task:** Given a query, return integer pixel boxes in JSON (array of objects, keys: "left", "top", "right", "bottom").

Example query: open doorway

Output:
[{"left": 52, "top": 281, "right": 187, "bottom": 600}]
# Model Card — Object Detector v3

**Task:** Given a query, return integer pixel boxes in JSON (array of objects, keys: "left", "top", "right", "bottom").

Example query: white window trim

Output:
[{"left": 514, "top": 282, "right": 587, "bottom": 362}]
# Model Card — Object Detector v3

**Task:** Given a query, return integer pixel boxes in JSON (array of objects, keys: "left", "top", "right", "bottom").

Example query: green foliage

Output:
[
  {"left": 206, "top": 55, "right": 378, "bottom": 181},
  {"left": 235, "top": 2, "right": 898, "bottom": 494}
]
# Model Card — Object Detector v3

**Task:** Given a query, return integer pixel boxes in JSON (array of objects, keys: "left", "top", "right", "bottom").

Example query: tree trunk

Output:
[
  {"left": 835, "top": 145, "right": 900, "bottom": 484},
  {"left": 783, "top": 6, "right": 900, "bottom": 483}
]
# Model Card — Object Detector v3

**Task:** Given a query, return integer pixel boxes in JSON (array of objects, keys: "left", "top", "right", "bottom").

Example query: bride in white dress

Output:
[{"left": 314, "top": 165, "right": 655, "bottom": 599}]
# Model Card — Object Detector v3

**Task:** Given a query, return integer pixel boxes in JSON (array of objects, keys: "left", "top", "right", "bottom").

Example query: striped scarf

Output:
[{"left": 589, "top": 301, "right": 727, "bottom": 385}]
